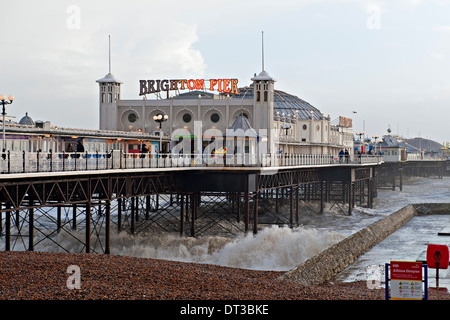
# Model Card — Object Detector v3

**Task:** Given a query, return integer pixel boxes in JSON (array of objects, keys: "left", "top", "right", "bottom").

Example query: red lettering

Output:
[
  {"left": 179, "top": 79, "right": 187, "bottom": 90},
  {"left": 187, "top": 79, "right": 196, "bottom": 90},
  {"left": 195, "top": 79, "right": 204, "bottom": 90},
  {"left": 209, "top": 79, "right": 218, "bottom": 91},
  {"left": 223, "top": 79, "right": 230, "bottom": 93}
]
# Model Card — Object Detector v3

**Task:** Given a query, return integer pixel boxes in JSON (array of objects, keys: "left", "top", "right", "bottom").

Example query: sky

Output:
[{"left": 2, "top": 0, "right": 450, "bottom": 143}]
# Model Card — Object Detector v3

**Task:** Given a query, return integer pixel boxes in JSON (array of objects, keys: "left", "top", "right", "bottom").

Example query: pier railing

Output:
[{"left": 0, "top": 151, "right": 383, "bottom": 174}]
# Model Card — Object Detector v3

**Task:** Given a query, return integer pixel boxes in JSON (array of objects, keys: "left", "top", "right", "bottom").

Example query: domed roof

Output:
[
  {"left": 232, "top": 85, "right": 325, "bottom": 120},
  {"left": 96, "top": 72, "right": 122, "bottom": 84},
  {"left": 19, "top": 112, "right": 34, "bottom": 126}
]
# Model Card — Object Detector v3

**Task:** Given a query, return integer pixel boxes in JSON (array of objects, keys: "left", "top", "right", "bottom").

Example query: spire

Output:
[
  {"left": 261, "top": 31, "right": 265, "bottom": 72},
  {"left": 251, "top": 31, "right": 275, "bottom": 82},
  {"left": 96, "top": 35, "right": 122, "bottom": 84},
  {"left": 109, "top": 34, "right": 111, "bottom": 74}
]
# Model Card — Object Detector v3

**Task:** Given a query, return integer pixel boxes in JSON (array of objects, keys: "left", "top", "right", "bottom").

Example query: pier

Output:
[{"left": 0, "top": 151, "right": 385, "bottom": 254}]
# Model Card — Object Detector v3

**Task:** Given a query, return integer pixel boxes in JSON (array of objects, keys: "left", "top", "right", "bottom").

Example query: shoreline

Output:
[{"left": 0, "top": 251, "right": 448, "bottom": 301}]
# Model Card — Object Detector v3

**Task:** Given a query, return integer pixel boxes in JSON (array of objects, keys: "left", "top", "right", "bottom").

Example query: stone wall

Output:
[{"left": 279, "top": 204, "right": 417, "bottom": 285}]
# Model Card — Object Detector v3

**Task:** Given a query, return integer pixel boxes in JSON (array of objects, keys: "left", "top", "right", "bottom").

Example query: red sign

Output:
[
  {"left": 390, "top": 261, "right": 422, "bottom": 281},
  {"left": 139, "top": 78, "right": 239, "bottom": 96},
  {"left": 427, "top": 244, "right": 449, "bottom": 269}
]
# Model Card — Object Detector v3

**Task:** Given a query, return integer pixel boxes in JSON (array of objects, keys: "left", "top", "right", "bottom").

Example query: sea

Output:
[
  {"left": 109, "top": 175, "right": 450, "bottom": 290},
  {"left": 3, "top": 175, "right": 450, "bottom": 290}
]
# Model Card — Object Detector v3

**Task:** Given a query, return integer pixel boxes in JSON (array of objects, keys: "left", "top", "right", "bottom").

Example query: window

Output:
[
  {"left": 128, "top": 113, "right": 137, "bottom": 123},
  {"left": 211, "top": 113, "right": 220, "bottom": 123},
  {"left": 303, "top": 124, "right": 307, "bottom": 130},
  {"left": 264, "top": 91, "right": 268, "bottom": 102},
  {"left": 183, "top": 113, "right": 192, "bottom": 123}
]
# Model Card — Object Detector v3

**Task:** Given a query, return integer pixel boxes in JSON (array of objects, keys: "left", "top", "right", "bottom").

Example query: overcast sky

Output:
[{"left": 2, "top": 0, "right": 450, "bottom": 143}]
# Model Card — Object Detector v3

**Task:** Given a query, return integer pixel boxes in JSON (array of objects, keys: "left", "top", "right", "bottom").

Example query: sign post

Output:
[
  {"left": 426, "top": 244, "right": 449, "bottom": 290},
  {"left": 385, "top": 261, "right": 428, "bottom": 300}
]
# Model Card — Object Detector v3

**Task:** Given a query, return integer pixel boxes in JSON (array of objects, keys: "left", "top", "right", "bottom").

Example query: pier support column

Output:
[
  {"left": 131, "top": 197, "right": 135, "bottom": 235},
  {"left": 180, "top": 193, "right": 185, "bottom": 236},
  {"left": 244, "top": 191, "right": 250, "bottom": 234},
  {"left": 105, "top": 200, "right": 110, "bottom": 254},
  {"left": 320, "top": 182, "right": 324, "bottom": 215},
  {"left": 117, "top": 198, "right": 122, "bottom": 232},
  {"left": 85, "top": 202, "right": 91, "bottom": 253},
  {"left": 5, "top": 204, "right": 10, "bottom": 251},
  {"left": 57, "top": 205, "right": 61, "bottom": 233},
  {"left": 253, "top": 192, "right": 258, "bottom": 235},
  {"left": 348, "top": 182, "right": 353, "bottom": 215},
  {"left": 72, "top": 204, "right": 77, "bottom": 230},
  {"left": 28, "top": 207, "right": 34, "bottom": 251}
]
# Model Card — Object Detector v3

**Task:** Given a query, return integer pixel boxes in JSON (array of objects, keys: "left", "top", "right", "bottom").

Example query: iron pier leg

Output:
[
  {"left": 295, "top": 185, "right": 299, "bottom": 226},
  {"left": 105, "top": 200, "right": 110, "bottom": 254},
  {"left": 117, "top": 198, "right": 122, "bottom": 232},
  {"left": 57, "top": 205, "right": 61, "bottom": 233},
  {"left": 320, "top": 182, "right": 324, "bottom": 215},
  {"left": 28, "top": 207, "right": 34, "bottom": 251},
  {"left": 145, "top": 195, "right": 150, "bottom": 220},
  {"left": 253, "top": 192, "right": 259, "bottom": 234},
  {"left": 180, "top": 193, "right": 185, "bottom": 237},
  {"left": 72, "top": 204, "right": 77, "bottom": 230},
  {"left": 85, "top": 202, "right": 91, "bottom": 253},
  {"left": 190, "top": 194, "right": 195, "bottom": 237},
  {"left": 244, "top": 191, "right": 249, "bottom": 234},
  {"left": 348, "top": 182, "right": 353, "bottom": 215},
  {"left": 5, "top": 204, "right": 10, "bottom": 251},
  {"left": 131, "top": 197, "right": 135, "bottom": 235},
  {"left": 290, "top": 187, "right": 294, "bottom": 227}
]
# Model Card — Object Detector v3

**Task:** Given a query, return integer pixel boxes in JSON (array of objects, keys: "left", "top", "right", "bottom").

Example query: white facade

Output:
[{"left": 97, "top": 70, "right": 354, "bottom": 156}]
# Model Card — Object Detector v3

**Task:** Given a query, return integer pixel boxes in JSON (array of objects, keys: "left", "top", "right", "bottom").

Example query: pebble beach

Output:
[{"left": 0, "top": 251, "right": 448, "bottom": 301}]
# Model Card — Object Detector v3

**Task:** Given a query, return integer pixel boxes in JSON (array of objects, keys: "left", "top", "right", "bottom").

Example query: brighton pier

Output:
[{"left": 0, "top": 61, "right": 447, "bottom": 254}]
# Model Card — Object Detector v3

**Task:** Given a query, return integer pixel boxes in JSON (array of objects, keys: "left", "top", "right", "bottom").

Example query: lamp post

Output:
[
  {"left": 372, "top": 135, "right": 379, "bottom": 154},
  {"left": 356, "top": 131, "right": 364, "bottom": 152},
  {"left": 0, "top": 95, "right": 14, "bottom": 152},
  {"left": 153, "top": 113, "right": 168, "bottom": 154}
]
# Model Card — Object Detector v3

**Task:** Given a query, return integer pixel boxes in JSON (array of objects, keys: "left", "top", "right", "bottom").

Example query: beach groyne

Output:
[{"left": 279, "top": 204, "right": 419, "bottom": 285}]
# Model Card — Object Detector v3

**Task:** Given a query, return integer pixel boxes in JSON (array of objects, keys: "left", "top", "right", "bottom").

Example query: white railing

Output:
[
  {"left": 406, "top": 153, "right": 446, "bottom": 161},
  {"left": 0, "top": 151, "right": 384, "bottom": 174}
]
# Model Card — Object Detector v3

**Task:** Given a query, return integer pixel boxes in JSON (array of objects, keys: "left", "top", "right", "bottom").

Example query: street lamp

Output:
[
  {"left": 0, "top": 94, "right": 14, "bottom": 152},
  {"left": 356, "top": 131, "right": 364, "bottom": 152},
  {"left": 372, "top": 135, "right": 379, "bottom": 154},
  {"left": 153, "top": 113, "right": 168, "bottom": 154}
]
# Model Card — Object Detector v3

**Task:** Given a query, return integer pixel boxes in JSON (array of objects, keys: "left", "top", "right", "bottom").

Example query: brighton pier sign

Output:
[{"left": 139, "top": 78, "right": 239, "bottom": 96}]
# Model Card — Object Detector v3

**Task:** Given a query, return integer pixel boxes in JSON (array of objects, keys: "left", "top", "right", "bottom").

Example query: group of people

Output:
[
  {"left": 66, "top": 142, "right": 85, "bottom": 153},
  {"left": 338, "top": 149, "right": 350, "bottom": 163}
]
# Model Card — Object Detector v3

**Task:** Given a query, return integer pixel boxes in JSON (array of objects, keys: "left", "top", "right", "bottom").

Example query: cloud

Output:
[{"left": 433, "top": 26, "right": 450, "bottom": 33}]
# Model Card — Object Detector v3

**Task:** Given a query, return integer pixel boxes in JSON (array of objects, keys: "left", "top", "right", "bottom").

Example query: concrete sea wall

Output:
[{"left": 280, "top": 204, "right": 418, "bottom": 285}]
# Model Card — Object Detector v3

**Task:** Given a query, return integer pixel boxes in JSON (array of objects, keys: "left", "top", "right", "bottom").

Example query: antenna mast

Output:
[
  {"left": 108, "top": 35, "right": 111, "bottom": 74},
  {"left": 261, "top": 31, "right": 265, "bottom": 72}
]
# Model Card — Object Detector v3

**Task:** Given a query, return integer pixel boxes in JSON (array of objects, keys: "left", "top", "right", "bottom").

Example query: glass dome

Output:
[{"left": 230, "top": 85, "right": 325, "bottom": 120}]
